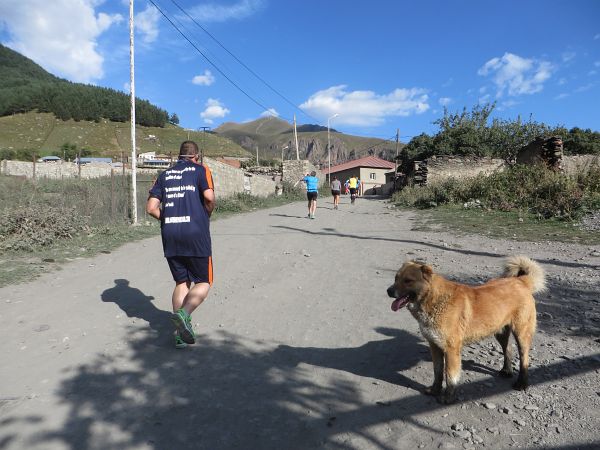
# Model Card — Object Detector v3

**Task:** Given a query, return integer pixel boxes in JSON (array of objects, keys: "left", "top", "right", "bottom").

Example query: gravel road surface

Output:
[{"left": 1, "top": 196, "right": 599, "bottom": 449}]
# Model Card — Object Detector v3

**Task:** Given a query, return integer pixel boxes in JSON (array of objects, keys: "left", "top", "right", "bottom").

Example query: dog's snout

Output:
[{"left": 387, "top": 285, "right": 396, "bottom": 298}]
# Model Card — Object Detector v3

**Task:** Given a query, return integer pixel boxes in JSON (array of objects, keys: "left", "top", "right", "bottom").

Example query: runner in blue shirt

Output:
[
  {"left": 301, "top": 170, "right": 319, "bottom": 219},
  {"left": 146, "top": 141, "right": 215, "bottom": 348}
]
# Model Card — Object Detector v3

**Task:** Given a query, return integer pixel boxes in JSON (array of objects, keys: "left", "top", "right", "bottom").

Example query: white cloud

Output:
[
  {"left": 561, "top": 51, "right": 576, "bottom": 63},
  {"left": 558, "top": 77, "right": 567, "bottom": 85},
  {"left": 300, "top": 85, "right": 429, "bottom": 127},
  {"left": 478, "top": 52, "right": 553, "bottom": 97},
  {"left": 589, "top": 70, "right": 598, "bottom": 76},
  {"left": 187, "top": 0, "right": 264, "bottom": 23},
  {"left": 192, "top": 70, "right": 216, "bottom": 86},
  {"left": 135, "top": 4, "right": 160, "bottom": 44},
  {"left": 438, "top": 97, "right": 452, "bottom": 106},
  {"left": 554, "top": 93, "right": 569, "bottom": 100},
  {"left": 574, "top": 83, "right": 594, "bottom": 93},
  {"left": 594, "top": 61, "right": 600, "bottom": 68},
  {"left": 0, "top": 0, "right": 122, "bottom": 83},
  {"left": 478, "top": 94, "right": 491, "bottom": 104},
  {"left": 200, "top": 98, "right": 230, "bottom": 124},
  {"left": 260, "top": 108, "right": 279, "bottom": 117},
  {"left": 594, "top": 33, "right": 600, "bottom": 40}
]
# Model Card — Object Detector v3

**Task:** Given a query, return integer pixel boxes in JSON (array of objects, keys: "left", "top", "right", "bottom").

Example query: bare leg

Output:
[
  {"left": 495, "top": 325, "right": 514, "bottom": 377},
  {"left": 172, "top": 281, "right": 191, "bottom": 312},
  {"left": 181, "top": 282, "right": 211, "bottom": 316},
  {"left": 424, "top": 343, "right": 444, "bottom": 396}
]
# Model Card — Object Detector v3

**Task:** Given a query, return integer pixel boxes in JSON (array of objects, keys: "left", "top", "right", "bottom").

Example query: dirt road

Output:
[{"left": 1, "top": 196, "right": 599, "bottom": 449}]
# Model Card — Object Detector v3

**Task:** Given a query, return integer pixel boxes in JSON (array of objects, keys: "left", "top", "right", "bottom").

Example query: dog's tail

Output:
[{"left": 504, "top": 255, "right": 546, "bottom": 293}]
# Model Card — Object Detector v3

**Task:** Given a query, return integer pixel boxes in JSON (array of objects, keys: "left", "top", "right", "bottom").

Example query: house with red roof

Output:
[{"left": 321, "top": 156, "right": 395, "bottom": 195}]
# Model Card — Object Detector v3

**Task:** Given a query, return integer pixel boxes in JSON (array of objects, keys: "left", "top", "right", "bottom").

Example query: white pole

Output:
[
  {"left": 293, "top": 114, "right": 300, "bottom": 160},
  {"left": 327, "top": 118, "right": 331, "bottom": 185},
  {"left": 327, "top": 113, "right": 339, "bottom": 185},
  {"left": 129, "top": 0, "right": 138, "bottom": 224}
]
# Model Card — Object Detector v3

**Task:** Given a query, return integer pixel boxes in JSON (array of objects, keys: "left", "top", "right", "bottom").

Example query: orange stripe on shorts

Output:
[{"left": 208, "top": 256, "right": 213, "bottom": 286}]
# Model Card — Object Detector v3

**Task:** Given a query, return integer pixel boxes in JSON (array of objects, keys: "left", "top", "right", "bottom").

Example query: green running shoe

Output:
[
  {"left": 174, "top": 333, "right": 187, "bottom": 349},
  {"left": 171, "top": 309, "right": 196, "bottom": 344}
]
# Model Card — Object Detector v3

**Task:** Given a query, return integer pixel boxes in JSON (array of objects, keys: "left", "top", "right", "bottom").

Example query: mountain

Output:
[
  {"left": 0, "top": 44, "right": 167, "bottom": 127},
  {"left": 0, "top": 45, "right": 250, "bottom": 159},
  {"left": 214, "top": 117, "right": 403, "bottom": 165}
]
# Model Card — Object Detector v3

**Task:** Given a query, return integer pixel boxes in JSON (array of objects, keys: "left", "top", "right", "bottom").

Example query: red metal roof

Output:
[{"left": 321, "top": 156, "right": 395, "bottom": 174}]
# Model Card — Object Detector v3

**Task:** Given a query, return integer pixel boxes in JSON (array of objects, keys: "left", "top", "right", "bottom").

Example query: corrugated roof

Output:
[{"left": 321, "top": 156, "right": 395, "bottom": 174}]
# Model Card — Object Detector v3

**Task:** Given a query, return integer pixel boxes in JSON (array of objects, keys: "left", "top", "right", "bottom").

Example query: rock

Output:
[
  {"left": 487, "top": 426, "right": 499, "bottom": 434},
  {"left": 502, "top": 407, "right": 513, "bottom": 414},
  {"left": 483, "top": 402, "right": 496, "bottom": 409},
  {"left": 514, "top": 419, "right": 527, "bottom": 427},
  {"left": 524, "top": 405, "right": 539, "bottom": 411},
  {"left": 453, "top": 430, "right": 471, "bottom": 440},
  {"left": 451, "top": 423, "right": 465, "bottom": 431}
]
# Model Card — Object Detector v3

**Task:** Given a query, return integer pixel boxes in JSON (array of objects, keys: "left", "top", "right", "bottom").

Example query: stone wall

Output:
[
  {"left": 425, "top": 156, "right": 506, "bottom": 184},
  {"left": 0, "top": 157, "right": 277, "bottom": 198},
  {"left": 562, "top": 154, "right": 600, "bottom": 175},
  {"left": 282, "top": 160, "right": 324, "bottom": 186}
]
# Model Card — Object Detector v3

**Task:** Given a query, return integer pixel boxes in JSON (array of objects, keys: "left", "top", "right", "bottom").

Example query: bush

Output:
[
  {"left": 0, "top": 205, "right": 91, "bottom": 251},
  {"left": 392, "top": 164, "right": 600, "bottom": 220}
]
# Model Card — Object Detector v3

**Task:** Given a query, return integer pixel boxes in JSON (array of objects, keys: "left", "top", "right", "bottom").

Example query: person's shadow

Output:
[{"left": 101, "top": 279, "right": 171, "bottom": 339}]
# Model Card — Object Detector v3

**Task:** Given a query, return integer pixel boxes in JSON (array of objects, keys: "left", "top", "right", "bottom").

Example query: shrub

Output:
[{"left": 392, "top": 164, "right": 600, "bottom": 220}]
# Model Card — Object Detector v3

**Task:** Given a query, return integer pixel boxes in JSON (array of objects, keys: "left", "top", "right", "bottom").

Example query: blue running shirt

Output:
[
  {"left": 149, "top": 159, "right": 214, "bottom": 257},
  {"left": 303, "top": 175, "right": 319, "bottom": 192}
]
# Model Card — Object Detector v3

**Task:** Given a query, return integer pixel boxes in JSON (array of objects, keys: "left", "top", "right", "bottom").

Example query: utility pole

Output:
[
  {"left": 129, "top": 0, "right": 138, "bottom": 225},
  {"left": 395, "top": 128, "right": 400, "bottom": 176},
  {"left": 293, "top": 114, "right": 300, "bottom": 160},
  {"left": 198, "top": 126, "right": 210, "bottom": 164}
]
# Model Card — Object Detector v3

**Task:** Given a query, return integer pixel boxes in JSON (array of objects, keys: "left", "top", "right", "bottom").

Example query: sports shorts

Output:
[
  {"left": 307, "top": 191, "right": 318, "bottom": 201},
  {"left": 167, "top": 256, "right": 213, "bottom": 285},
  {"left": 349, "top": 188, "right": 357, "bottom": 196},
  {"left": 331, "top": 190, "right": 341, "bottom": 196}
]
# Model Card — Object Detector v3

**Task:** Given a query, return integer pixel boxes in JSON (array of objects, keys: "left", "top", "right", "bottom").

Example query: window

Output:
[{"left": 369, "top": 172, "right": 376, "bottom": 180}]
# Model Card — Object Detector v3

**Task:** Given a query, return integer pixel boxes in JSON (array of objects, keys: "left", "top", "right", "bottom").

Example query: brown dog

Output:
[{"left": 386, "top": 256, "right": 545, "bottom": 403}]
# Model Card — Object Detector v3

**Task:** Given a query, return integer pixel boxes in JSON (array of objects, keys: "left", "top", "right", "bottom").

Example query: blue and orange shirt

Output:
[{"left": 149, "top": 159, "right": 214, "bottom": 258}]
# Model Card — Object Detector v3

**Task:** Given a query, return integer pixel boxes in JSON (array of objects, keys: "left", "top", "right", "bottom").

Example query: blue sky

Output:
[{"left": 0, "top": 0, "right": 599, "bottom": 142}]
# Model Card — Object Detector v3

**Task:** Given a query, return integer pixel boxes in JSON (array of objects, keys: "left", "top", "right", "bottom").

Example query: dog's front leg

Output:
[
  {"left": 441, "top": 345, "right": 462, "bottom": 404},
  {"left": 424, "top": 343, "right": 444, "bottom": 396}
]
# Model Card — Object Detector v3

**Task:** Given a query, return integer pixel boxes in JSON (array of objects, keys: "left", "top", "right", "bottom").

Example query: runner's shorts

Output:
[
  {"left": 307, "top": 191, "right": 318, "bottom": 201},
  {"left": 167, "top": 256, "right": 213, "bottom": 285},
  {"left": 331, "top": 190, "right": 340, "bottom": 196},
  {"left": 349, "top": 188, "right": 357, "bottom": 196}
]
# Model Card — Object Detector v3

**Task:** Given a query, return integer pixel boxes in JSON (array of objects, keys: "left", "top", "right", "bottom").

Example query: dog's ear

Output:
[{"left": 421, "top": 264, "right": 433, "bottom": 281}]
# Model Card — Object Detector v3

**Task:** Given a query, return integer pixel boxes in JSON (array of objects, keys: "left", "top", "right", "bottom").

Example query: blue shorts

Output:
[{"left": 167, "top": 256, "right": 213, "bottom": 285}]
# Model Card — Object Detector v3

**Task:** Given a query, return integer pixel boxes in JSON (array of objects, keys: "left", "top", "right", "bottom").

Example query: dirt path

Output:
[{"left": 1, "top": 196, "right": 599, "bottom": 449}]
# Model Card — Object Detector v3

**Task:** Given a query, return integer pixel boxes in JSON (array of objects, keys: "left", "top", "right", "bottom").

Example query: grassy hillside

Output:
[{"left": 0, "top": 111, "right": 251, "bottom": 159}]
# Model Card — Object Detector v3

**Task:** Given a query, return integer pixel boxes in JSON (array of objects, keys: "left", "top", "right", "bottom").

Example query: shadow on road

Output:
[
  {"left": 12, "top": 310, "right": 600, "bottom": 449},
  {"left": 101, "top": 279, "right": 172, "bottom": 340},
  {"left": 271, "top": 225, "right": 600, "bottom": 270}
]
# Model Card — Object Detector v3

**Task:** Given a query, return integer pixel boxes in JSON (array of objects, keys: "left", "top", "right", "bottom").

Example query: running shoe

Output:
[
  {"left": 171, "top": 308, "right": 196, "bottom": 344},
  {"left": 174, "top": 333, "right": 187, "bottom": 349}
]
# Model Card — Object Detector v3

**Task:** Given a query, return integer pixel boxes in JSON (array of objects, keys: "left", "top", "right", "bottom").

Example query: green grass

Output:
[
  {"left": 0, "top": 111, "right": 251, "bottom": 158},
  {"left": 410, "top": 204, "right": 600, "bottom": 245}
]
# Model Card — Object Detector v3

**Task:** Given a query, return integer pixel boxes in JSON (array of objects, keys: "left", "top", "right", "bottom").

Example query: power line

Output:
[
  {"left": 168, "top": 0, "right": 321, "bottom": 124},
  {"left": 147, "top": 0, "right": 278, "bottom": 120}
]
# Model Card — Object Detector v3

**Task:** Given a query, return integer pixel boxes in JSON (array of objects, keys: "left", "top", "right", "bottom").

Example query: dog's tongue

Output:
[{"left": 391, "top": 295, "right": 410, "bottom": 311}]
